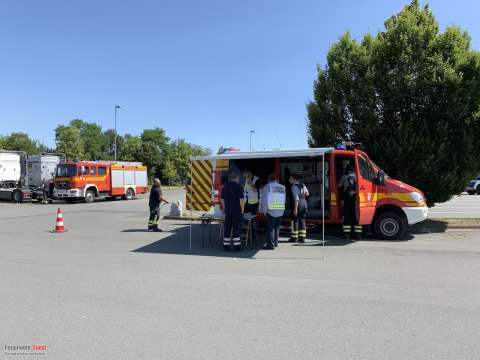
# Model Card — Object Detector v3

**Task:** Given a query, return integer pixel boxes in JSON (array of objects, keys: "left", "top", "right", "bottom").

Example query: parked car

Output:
[{"left": 466, "top": 175, "right": 480, "bottom": 195}]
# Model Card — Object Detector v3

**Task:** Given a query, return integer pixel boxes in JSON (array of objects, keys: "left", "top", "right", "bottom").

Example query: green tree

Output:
[
  {"left": 140, "top": 128, "right": 171, "bottom": 178},
  {"left": 103, "top": 129, "right": 124, "bottom": 160},
  {"left": 70, "top": 119, "right": 108, "bottom": 160},
  {"left": 1, "top": 132, "right": 39, "bottom": 154},
  {"left": 171, "top": 139, "right": 211, "bottom": 184},
  {"left": 120, "top": 135, "right": 143, "bottom": 162},
  {"left": 161, "top": 157, "right": 177, "bottom": 186},
  {"left": 55, "top": 126, "right": 85, "bottom": 160},
  {"left": 307, "top": 0, "right": 480, "bottom": 204}
]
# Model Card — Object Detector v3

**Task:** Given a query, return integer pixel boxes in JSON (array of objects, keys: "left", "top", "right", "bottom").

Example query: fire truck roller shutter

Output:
[
  {"left": 135, "top": 167, "right": 148, "bottom": 187},
  {"left": 111, "top": 167, "right": 125, "bottom": 196}
]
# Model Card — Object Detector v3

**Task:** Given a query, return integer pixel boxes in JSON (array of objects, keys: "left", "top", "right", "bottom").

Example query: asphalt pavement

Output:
[
  {"left": 0, "top": 190, "right": 480, "bottom": 359},
  {"left": 429, "top": 194, "right": 480, "bottom": 218}
]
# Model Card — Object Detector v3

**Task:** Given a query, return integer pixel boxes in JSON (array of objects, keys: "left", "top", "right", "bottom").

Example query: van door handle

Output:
[{"left": 359, "top": 186, "right": 365, "bottom": 190}]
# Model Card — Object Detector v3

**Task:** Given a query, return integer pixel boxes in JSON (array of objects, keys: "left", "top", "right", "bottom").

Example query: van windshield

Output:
[
  {"left": 56, "top": 164, "right": 77, "bottom": 177},
  {"left": 370, "top": 160, "right": 389, "bottom": 179}
]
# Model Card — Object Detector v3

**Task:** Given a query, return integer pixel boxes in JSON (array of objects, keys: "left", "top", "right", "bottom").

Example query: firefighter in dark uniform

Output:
[
  {"left": 42, "top": 180, "right": 49, "bottom": 204},
  {"left": 338, "top": 164, "right": 362, "bottom": 240},
  {"left": 289, "top": 174, "right": 310, "bottom": 243},
  {"left": 148, "top": 178, "right": 169, "bottom": 232},
  {"left": 220, "top": 173, "right": 245, "bottom": 251}
]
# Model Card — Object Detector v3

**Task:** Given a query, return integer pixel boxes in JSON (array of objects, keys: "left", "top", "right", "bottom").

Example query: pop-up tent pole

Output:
[
  {"left": 189, "top": 159, "right": 193, "bottom": 252},
  {"left": 322, "top": 152, "right": 326, "bottom": 259}
]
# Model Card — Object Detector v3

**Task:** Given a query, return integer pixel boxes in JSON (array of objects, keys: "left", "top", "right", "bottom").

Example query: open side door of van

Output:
[{"left": 354, "top": 150, "right": 377, "bottom": 225}]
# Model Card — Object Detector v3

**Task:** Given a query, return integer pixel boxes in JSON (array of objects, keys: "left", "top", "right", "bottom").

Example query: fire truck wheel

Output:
[
  {"left": 373, "top": 212, "right": 406, "bottom": 240},
  {"left": 84, "top": 190, "right": 95, "bottom": 203},
  {"left": 125, "top": 188, "right": 135, "bottom": 200},
  {"left": 13, "top": 190, "right": 23, "bottom": 203}
]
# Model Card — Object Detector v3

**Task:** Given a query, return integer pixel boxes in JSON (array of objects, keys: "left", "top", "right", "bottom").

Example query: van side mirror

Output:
[{"left": 375, "top": 170, "right": 385, "bottom": 185}]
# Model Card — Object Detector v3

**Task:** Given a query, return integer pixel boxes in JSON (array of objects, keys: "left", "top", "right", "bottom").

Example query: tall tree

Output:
[
  {"left": 55, "top": 126, "right": 85, "bottom": 160},
  {"left": 120, "top": 135, "right": 143, "bottom": 162},
  {"left": 1, "top": 132, "right": 39, "bottom": 154},
  {"left": 170, "top": 139, "right": 211, "bottom": 184},
  {"left": 140, "top": 128, "right": 171, "bottom": 178},
  {"left": 161, "top": 157, "right": 177, "bottom": 186},
  {"left": 307, "top": 0, "right": 480, "bottom": 204},
  {"left": 70, "top": 119, "right": 108, "bottom": 160},
  {"left": 103, "top": 129, "right": 124, "bottom": 160}
]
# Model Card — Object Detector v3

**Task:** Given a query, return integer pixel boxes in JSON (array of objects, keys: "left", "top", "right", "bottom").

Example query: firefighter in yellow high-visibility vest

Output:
[
  {"left": 242, "top": 169, "right": 260, "bottom": 215},
  {"left": 260, "top": 174, "right": 286, "bottom": 250},
  {"left": 243, "top": 169, "right": 260, "bottom": 242}
]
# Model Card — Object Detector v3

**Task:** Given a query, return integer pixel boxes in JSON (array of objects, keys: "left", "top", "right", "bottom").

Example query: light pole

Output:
[
  {"left": 249, "top": 130, "right": 255, "bottom": 152},
  {"left": 114, "top": 105, "right": 122, "bottom": 161}
]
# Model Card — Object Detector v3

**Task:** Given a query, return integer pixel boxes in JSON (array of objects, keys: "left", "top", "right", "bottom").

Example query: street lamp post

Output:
[
  {"left": 249, "top": 130, "right": 255, "bottom": 152},
  {"left": 114, "top": 105, "right": 122, "bottom": 161}
]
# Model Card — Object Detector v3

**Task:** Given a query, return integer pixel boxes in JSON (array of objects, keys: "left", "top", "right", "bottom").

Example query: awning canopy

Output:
[{"left": 191, "top": 148, "right": 334, "bottom": 161}]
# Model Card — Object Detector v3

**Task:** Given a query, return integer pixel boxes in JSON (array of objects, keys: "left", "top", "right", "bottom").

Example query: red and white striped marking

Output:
[{"left": 54, "top": 208, "right": 65, "bottom": 232}]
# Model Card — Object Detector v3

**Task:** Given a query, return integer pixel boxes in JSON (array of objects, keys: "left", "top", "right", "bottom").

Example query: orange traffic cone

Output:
[{"left": 53, "top": 208, "right": 65, "bottom": 232}]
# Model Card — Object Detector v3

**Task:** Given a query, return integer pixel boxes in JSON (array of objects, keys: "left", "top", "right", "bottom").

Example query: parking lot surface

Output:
[
  {"left": 1, "top": 191, "right": 480, "bottom": 359},
  {"left": 429, "top": 194, "right": 480, "bottom": 218}
]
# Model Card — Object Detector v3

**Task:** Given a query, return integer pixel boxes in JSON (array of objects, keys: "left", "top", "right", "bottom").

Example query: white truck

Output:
[
  {"left": 27, "top": 154, "right": 65, "bottom": 201},
  {"left": 0, "top": 151, "right": 31, "bottom": 202},
  {"left": 0, "top": 151, "right": 65, "bottom": 202}
]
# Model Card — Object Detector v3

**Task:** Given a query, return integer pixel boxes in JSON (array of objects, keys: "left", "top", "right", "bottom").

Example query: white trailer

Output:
[{"left": 27, "top": 154, "right": 65, "bottom": 201}]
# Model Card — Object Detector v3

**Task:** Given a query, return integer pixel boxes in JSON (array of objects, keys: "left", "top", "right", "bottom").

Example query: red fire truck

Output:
[
  {"left": 53, "top": 161, "right": 148, "bottom": 203},
  {"left": 187, "top": 147, "right": 428, "bottom": 240}
]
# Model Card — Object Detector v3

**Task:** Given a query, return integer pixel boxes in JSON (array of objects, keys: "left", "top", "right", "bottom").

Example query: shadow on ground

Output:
[
  {"left": 127, "top": 220, "right": 438, "bottom": 258},
  {"left": 410, "top": 219, "right": 448, "bottom": 235}
]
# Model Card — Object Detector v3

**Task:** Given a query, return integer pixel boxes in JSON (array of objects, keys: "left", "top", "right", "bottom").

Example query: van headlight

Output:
[{"left": 409, "top": 192, "right": 424, "bottom": 204}]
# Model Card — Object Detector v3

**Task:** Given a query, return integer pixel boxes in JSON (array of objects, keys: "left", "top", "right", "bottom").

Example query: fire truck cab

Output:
[
  {"left": 189, "top": 147, "right": 428, "bottom": 240},
  {"left": 54, "top": 161, "right": 148, "bottom": 203}
]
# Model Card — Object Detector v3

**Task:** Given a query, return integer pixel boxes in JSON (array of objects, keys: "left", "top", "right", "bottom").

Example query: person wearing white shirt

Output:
[{"left": 260, "top": 174, "right": 286, "bottom": 250}]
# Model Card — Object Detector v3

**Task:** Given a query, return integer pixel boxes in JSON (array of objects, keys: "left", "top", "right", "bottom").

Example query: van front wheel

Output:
[{"left": 373, "top": 212, "right": 406, "bottom": 240}]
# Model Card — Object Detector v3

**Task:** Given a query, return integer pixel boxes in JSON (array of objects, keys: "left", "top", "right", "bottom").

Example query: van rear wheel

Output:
[{"left": 373, "top": 212, "right": 406, "bottom": 240}]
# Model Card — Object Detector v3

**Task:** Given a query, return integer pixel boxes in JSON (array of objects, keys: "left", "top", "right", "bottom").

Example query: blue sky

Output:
[{"left": 1, "top": 0, "right": 479, "bottom": 152}]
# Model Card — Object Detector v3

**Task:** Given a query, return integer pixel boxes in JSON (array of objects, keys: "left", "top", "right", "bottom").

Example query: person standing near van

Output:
[
  {"left": 42, "top": 180, "right": 49, "bottom": 204},
  {"left": 148, "top": 178, "right": 169, "bottom": 232},
  {"left": 260, "top": 174, "right": 286, "bottom": 249},
  {"left": 289, "top": 174, "right": 309, "bottom": 243},
  {"left": 338, "top": 164, "right": 362, "bottom": 240},
  {"left": 242, "top": 170, "right": 260, "bottom": 215},
  {"left": 221, "top": 173, "right": 245, "bottom": 251}
]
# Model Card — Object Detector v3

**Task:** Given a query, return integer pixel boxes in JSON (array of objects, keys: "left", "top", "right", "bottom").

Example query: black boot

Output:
[{"left": 344, "top": 233, "right": 350, "bottom": 241}]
